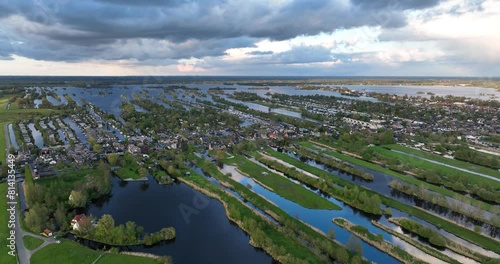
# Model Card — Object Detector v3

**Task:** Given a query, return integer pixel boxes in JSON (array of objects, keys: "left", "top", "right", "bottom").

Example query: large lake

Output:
[{"left": 87, "top": 176, "right": 274, "bottom": 263}]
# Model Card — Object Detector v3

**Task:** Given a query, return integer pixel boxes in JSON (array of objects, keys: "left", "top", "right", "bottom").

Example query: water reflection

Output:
[
  {"left": 8, "top": 123, "right": 19, "bottom": 150},
  {"left": 27, "top": 123, "right": 44, "bottom": 148},
  {"left": 85, "top": 175, "right": 273, "bottom": 264}
]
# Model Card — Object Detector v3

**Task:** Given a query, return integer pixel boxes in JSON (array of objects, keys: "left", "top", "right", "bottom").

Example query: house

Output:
[
  {"left": 43, "top": 228, "right": 53, "bottom": 237},
  {"left": 70, "top": 214, "right": 86, "bottom": 230},
  {"left": 127, "top": 144, "right": 140, "bottom": 154}
]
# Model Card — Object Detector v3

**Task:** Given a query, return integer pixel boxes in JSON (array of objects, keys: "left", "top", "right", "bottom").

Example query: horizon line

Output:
[{"left": 0, "top": 75, "right": 499, "bottom": 79}]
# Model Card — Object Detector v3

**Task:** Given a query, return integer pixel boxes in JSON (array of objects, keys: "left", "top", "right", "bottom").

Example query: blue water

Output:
[
  {"left": 8, "top": 123, "right": 19, "bottom": 150},
  {"left": 63, "top": 117, "right": 88, "bottom": 146},
  {"left": 86, "top": 175, "right": 274, "bottom": 264},
  {"left": 27, "top": 123, "right": 44, "bottom": 148}
]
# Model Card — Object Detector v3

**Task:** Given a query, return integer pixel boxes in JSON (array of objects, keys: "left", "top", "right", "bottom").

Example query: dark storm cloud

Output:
[{"left": 0, "top": 0, "right": 445, "bottom": 63}]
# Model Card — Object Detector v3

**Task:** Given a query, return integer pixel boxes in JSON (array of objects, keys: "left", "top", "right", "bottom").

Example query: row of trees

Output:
[
  {"left": 389, "top": 180, "right": 500, "bottom": 228},
  {"left": 77, "top": 214, "right": 176, "bottom": 246},
  {"left": 395, "top": 218, "right": 447, "bottom": 247},
  {"left": 330, "top": 137, "right": 500, "bottom": 206},
  {"left": 454, "top": 147, "right": 499, "bottom": 169},
  {"left": 86, "top": 214, "right": 143, "bottom": 245},
  {"left": 297, "top": 147, "right": 374, "bottom": 181},
  {"left": 342, "top": 186, "right": 382, "bottom": 215}
]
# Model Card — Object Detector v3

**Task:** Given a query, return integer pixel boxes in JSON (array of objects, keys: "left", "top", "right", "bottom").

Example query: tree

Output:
[
  {"left": 24, "top": 204, "right": 49, "bottom": 232},
  {"left": 159, "top": 160, "right": 168, "bottom": 171},
  {"left": 107, "top": 153, "right": 118, "bottom": 166},
  {"left": 54, "top": 204, "right": 69, "bottom": 231},
  {"left": 68, "top": 190, "right": 88, "bottom": 208},
  {"left": 138, "top": 167, "right": 148, "bottom": 176},
  {"left": 350, "top": 255, "right": 362, "bottom": 264},
  {"left": 125, "top": 221, "right": 140, "bottom": 241},
  {"left": 25, "top": 184, "right": 44, "bottom": 208},
  {"left": 336, "top": 247, "right": 349, "bottom": 264},
  {"left": 94, "top": 214, "right": 115, "bottom": 240},
  {"left": 328, "top": 227, "right": 335, "bottom": 240},
  {"left": 88, "top": 137, "right": 97, "bottom": 146},
  {"left": 346, "top": 235, "right": 363, "bottom": 256},
  {"left": 55, "top": 160, "right": 65, "bottom": 170},
  {"left": 167, "top": 165, "right": 175, "bottom": 176},
  {"left": 93, "top": 144, "right": 102, "bottom": 153}
]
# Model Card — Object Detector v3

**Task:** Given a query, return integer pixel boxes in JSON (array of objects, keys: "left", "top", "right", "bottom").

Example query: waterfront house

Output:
[{"left": 70, "top": 213, "right": 86, "bottom": 230}]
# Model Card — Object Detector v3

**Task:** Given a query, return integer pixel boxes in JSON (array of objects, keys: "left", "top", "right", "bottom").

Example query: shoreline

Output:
[{"left": 333, "top": 217, "right": 426, "bottom": 264}]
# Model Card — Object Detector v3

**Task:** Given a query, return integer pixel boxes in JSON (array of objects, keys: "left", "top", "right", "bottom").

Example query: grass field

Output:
[
  {"left": 114, "top": 160, "right": 143, "bottom": 180},
  {"left": 0, "top": 103, "right": 22, "bottom": 264},
  {"left": 0, "top": 183, "right": 17, "bottom": 264},
  {"left": 36, "top": 168, "right": 96, "bottom": 187},
  {"left": 98, "top": 253, "right": 162, "bottom": 264},
  {"left": 1, "top": 122, "right": 7, "bottom": 161},
  {"left": 384, "top": 144, "right": 500, "bottom": 179},
  {"left": 0, "top": 97, "right": 11, "bottom": 109},
  {"left": 22, "top": 236, "right": 44, "bottom": 250},
  {"left": 372, "top": 146, "right": 500, "bottom": 188},
  {"left": 224, "top": 154, "right": 338, "bottom": 210},
  {"left": 303, "top": 141, "right": 497, "bottom": 212},
  {"left": 263, "top": 148, "right": 500, "bottom": 254},
  {"left": 0, "top": 109, "right": 57, "bottom": 124},
  {"left": 31, "top": 240, "right": 159, "bottom": 264}
]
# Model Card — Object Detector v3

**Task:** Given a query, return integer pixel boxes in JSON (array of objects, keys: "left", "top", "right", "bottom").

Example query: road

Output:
[{"left": 391, "top": 149, "right": 500, "bottom": 182}]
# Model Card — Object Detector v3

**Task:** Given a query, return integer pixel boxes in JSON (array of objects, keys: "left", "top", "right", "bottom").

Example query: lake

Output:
[{"left": 86, "top": 175, "right": 274, "bottom": 264}]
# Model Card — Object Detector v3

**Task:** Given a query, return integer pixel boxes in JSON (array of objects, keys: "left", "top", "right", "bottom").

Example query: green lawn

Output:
[
  {"left": 225, "top": 154, "right": 338, "bottom": 210},
  {"left": 384, "top": 144, "right": 500, "bottom": 179},
  {"left": 303, "top": 141, "right": 497, "bottom": 212},
  {"left": 372, "top": 146, "right": 500, "bottom": 188},
  {"left": 22, "top": 236, "right": 44, "bottom": 250},
  {"left": 31, "top": 240, "right": 159, "bottom": 264},
  {"left": 0, "top": 183, "right": 17, "bottom": 264},
  {"left": 114, "top": 160, "right": 143, "bottom": 180},
  {"left": 153, "top": 170, "right": 166, "bottom": 177}
]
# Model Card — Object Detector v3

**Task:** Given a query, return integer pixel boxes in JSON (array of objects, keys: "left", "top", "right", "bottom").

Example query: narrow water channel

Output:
[
  {"left": 284, "top": 150, "right": 500, "bottom": 239},
  {"left": 248, "top": 151, "right": 489, "bottom": 263},
  {"left": 8, "top": 123, "right": 19, "bottom": 150},
  {"left": 220, "top": 164, "right": 452, "bottom": 264},
  {"left": 27, "top": 123, "right": 44, "bottom": 148}
]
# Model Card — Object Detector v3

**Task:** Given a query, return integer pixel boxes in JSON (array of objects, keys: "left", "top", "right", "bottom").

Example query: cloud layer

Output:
[{"left": 0, "top": 0, "right": 498, "bottom": 76}]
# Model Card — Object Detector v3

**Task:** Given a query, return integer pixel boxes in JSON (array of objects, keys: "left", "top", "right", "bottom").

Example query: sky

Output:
[{"left": 0, "top": 0, "right": 498, "bottom": 76}]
